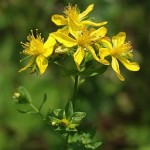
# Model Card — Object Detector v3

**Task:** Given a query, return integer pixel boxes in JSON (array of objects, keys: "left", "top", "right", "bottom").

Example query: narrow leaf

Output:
[
  {"left": 80, "top": 65, "right": 108, "bottom": 76},
  {"left": 39, "top": 93, "right": 47, "bottom": 112},
  {"left": 17, "top": 109, "right": 31, "bottom": 114},
  {"left": 65, "top": 101, "right": 73, "bottom": 119},
  {"left": 72, "top": 112, "right": 86, "bottom": 118},
  {"left": 85, "top": 142, "right": 102, "bottom": 149},
  {"left": 18, "top": 86, "right": 32, "bottom": 103},
  {"left": 49, "top": 116, "right": 61, "bottom": 123},
  {"left": 54, "top": 109, "right": 63, "bottom": 118},
  {"left": 71, "top": 112, "right": 86, "bottom": 124}
]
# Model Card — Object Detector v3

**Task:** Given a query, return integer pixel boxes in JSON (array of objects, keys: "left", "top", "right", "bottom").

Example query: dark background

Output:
[{"left": 0, "top": 0, "right": 149, "bottom": 149}]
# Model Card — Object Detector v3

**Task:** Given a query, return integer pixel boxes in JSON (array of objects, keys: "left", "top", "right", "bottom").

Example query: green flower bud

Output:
[
  {"left": 13, "top": 86, "right": 32, "bottom": 104},
  {"left": 52, "top": 121, "right": 56, "bottom": 126}
]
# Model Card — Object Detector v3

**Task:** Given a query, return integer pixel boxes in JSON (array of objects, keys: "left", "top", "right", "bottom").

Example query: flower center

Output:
[
  {"left": 22, "top": 32, "right": 45, "bottom": 56},
  {"left": 61, "top": 119, "right": 69, "bottom": 126},
  {"left": 111, "top": 42, "right": 132, "bottom": 58},
  {"left": 76, "top": 29, "right": 92, "bottom": 46}
]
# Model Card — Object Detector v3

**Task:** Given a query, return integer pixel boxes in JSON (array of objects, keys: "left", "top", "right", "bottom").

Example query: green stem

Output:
[
  {"left": 29, "top": 103, "right": 44, "bottom": 119},
  {"left": 72, "top": 74, "right": 79, "bottom": 107},
  {"left": 64, "top": 134, "right": 69, "bottom": 150}
]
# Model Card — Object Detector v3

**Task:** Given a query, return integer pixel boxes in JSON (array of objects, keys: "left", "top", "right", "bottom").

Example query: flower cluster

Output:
[
  {"left": 19, "top": 4, "right": 140, "bottom": 80},
  {"left": 49, "top": 101, "right": 86, "bottom": 132}
]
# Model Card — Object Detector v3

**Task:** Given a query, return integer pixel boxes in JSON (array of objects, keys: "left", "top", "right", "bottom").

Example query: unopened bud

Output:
[
  {"left": 13, "top": 92, "right": 21, "bottom": 99},
  {"left": 13, "top": 86, "right": 32, "bottom": 104},
  {"left": 52, "top": 121, "right": 56, "bottom": 126}
]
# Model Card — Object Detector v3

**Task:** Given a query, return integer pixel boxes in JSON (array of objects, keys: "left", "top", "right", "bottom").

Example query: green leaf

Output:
[
  {"left": 62, "top": 67, "right": 76, "bottom": 77},
  {"left": 18, "top": 86, "right": 32, "bottom": 103},
  {"left": 80, "top": 65, "right": 108, "bottom": 76},
  {"left": 72, "top": 112, "right": 86, "bottom": 118},
  {"left": 54, "top": 109, "right": 63, "bottom": 118},
  {"left": 68, "top": 132, "right": 102, "bottom": 149},
  {"left": 85, "top": 142, "right": 102, "bottom": 149},
  {"left": 71, "top": 112, "right": 86, "bottom": 124},
  {"left": 87, "top": 127, "right": 97, "bottom": 139},
  {"left": 17, "top": 109, "right": 34, "bottom": 114},
  {"left": 53, "top": 61, "right": 76, "bottom": 77},
  {"left": 49, "top": 116, "right": 61, "bottom": 123},
  {"left": 65, "top": 101, "right": 73, "bottom": 119},
  {"left": 39, "top": 93, "right": 47, "bottom": 112}
]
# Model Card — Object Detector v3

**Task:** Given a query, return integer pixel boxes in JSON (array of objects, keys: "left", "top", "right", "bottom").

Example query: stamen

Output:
[
  {"left": 30, "top": 30, "right": 33, "bottom": 36},
  {"left": 36, "top": 29, "right": 38, "bottom": 37}
]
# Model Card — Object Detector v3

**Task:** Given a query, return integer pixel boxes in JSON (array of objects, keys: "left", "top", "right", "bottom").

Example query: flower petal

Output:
[
  {"left": 79, "top": 4, "right": 94, "bottom": 19},
  {"left": 99, "top": 48, "right": 110, "bottom": 65},
  {"left": 82, "top": 20, "right": 107, "bottom": 27},
  {"left": 43, "top": 35, "right": 56, "bottom": 57},
  {"left": 86, "top": 45, "right": 100, "bottom": 62},
  {"left": 19, "top": 57, "right": 35, "bottom": 73},
  {"left": 73, "top": 47, "right": 85, "bottom": 70},
  {"left": 36, "top": 55, "right": 48, "bottom": 74},
  {"left": 52, "top": 32, "right": 77, "bottom": 47},
  {"left": 57, "top": 27, "right": 69, "bottom": 35},
  {"left": 100, "top": 38, "right": 112, "bottom": 49},
  {"left": 118, "top": 57, "right": 140, "bottom": 71},
  {"left": 68, "top": 18, "right": 81, "bottom": 38},
  {"left": 111, "top": 56, "right": 125, "bottom": 81},
  {"left": 112, "top": 32, "right": 126, "bottom": 47},
  {"left": 90, "top": 27, "right": 107, "bottom": 40},
  {"left": 51, "top": 14, "right": 67, "bottom": 26}
]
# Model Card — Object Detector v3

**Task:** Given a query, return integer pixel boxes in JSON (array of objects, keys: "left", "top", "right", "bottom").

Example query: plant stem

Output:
[
  {"left": 29, "top": 103, "right": 44, "bottom": 119},
  {"left": 72, "top": 74, "right": 79, "bottom": 107},
  {"left": 64, "top": 134, "right": 69, "bottom": 150}
]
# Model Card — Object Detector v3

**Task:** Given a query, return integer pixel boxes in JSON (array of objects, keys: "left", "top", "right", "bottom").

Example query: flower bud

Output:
[{"left": 13, "top": 86, "right": 32, "bottom": 104}]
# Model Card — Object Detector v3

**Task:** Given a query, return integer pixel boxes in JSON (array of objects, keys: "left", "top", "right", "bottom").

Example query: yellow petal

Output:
[
  {"left": 118, "top": 57, "right": 140, "bottom": 71},
  {"left": 68, "top": 17, "right": 80, "bottom": 30},
  {"left": 19, "top": 57, "right": 35, "bottom": 73},
  {"left": 90, "top": 27, "right": 107, "bottom": 40},
  {"left": 82, "top": 20, "right": 107, "bottom": 27},
  {"left": 57, "top": 27, "right": 69, "bottom": 35},
  {"left": 51, "top": 14, "right": 67, "bottom": 26},
  {"left": 99, "top": 48, "right": 110, "bottom": 65},
  {"left": 36, "top": 55, "right": 48, "bottom": 74},
  {"left": 43, "top": 35, "right": 56, "bottom": 57},
  {"left": 116, "top": 73, "right": 125, "bottom": 81},
  {"left": 52, "top": 32, "right": 77, "bottom": 47},
  {"left": 73, "top": 47, "right": 85, "bottom": 70},
  {"left": 111, "top": 56, "right": 125, "bottom": 81},
  {"left": 79, "top": 4, "right": 94, "bottom": 19},
  {"left": 100, "top": 38, "right": 112, "bottom": 49},
  {"left": 86, "top": 45, "right": 99, "bottom": 62},
  {"left": 112, "top": 32, "right": 126, "bottom": 47},
  {"left": 68, "top": 18, "right": 81, "bottom": 38},
  {"left": 99, "top": 48, "right": 110, "bottom": 59}
]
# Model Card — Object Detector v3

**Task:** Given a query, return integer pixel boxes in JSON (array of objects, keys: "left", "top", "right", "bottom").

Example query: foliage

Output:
[{"left": 0, "top": 0, "right": 149, "bottom": 150}]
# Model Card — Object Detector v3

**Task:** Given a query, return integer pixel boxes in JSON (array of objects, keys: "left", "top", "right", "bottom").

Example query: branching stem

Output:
[{"left": 29, "top": 103, "right": 44, "bottom": 119}]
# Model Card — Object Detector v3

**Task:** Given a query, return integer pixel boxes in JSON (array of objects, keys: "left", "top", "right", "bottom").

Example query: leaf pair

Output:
[{"left": 49, "top": 101, "right": 86, "bottom": 132}]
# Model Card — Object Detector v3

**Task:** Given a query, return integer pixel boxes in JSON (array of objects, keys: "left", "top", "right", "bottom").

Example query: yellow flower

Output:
[
  {"left": 51, "top": 4, "right": 107, "bottom": 28},
  {"left": 19, "top": 30, "right": 56, "bottom": 74},
  {"left": 99, "top": 32, "right": 140, "bottom": 81},
  {"left": 52, "top": 25, "right": 107, "bottom": 70}
]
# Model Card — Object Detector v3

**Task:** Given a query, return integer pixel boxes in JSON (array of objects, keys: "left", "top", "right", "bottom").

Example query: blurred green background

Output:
[{"left": 0, "top": 0, "right": 149, "bottom": 149}]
